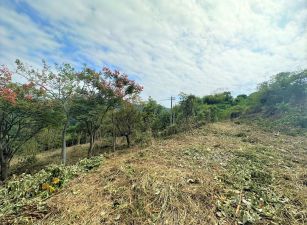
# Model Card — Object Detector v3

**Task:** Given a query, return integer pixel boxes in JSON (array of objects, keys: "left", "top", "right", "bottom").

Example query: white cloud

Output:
[
  {"left": 0, "top": 5, "right": 64, "bottom": 68},
  {"left": 0, "top": 0, "right": 306, "bottom": 105}
]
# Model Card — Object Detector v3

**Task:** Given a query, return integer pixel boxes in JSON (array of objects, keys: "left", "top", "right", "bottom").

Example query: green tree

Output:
[
  {"left": 141, "top": 97, "right": 165, "bottom": 133},
  {"left": 203, "top": 92, "right": 233, "bottom": 105},
  {"left": 16, "top": 60, "right": 79, "bottom": 165},
  {"left": 178, "top": 93, "right": 198, "bottom": 122},
  {"left": 0, "top": 65, "right": 56, "bottom": 180},
  {"left": 114, "top": 102, "right": 142, "bottom": 147}
]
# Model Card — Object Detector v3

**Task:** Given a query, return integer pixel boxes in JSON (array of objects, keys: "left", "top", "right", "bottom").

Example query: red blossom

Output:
[
  {"left": 22, "top": 82, "right": 35, "bottom": 89},
  {"left": 0, "top": 88, "right": 17, "bottom": 104},
  {"left": 114, "top": 88, "right": 124, "bottom": 98},
  {"left": 81, "top": 66, "right": 142, "bottom": 101},
  {"left": 24, "top": 94, "right": 33, "bottom": 100},
  {"left": 0, "top": 65, "right": 17, "bottom": 104},
  {"left": 0, "top": 65, "right": 12, "bottom": 83}
]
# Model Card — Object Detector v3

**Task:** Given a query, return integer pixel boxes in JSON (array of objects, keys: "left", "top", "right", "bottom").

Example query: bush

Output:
[
  {"left": 134, "top": 130, "right": 152, "bottom": 147},
  {"left": 160, "top": 124, "right": 181, "bottom": 136}
]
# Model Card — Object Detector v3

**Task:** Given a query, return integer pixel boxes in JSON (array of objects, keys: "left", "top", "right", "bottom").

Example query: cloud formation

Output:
[{"left": 0, "top": 0, "right": 306, "bottom": 105}]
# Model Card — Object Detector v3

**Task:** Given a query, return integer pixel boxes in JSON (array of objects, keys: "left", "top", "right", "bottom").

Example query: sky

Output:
[{"left": 0, "top": 0, "right": 306, "bottom": 106}]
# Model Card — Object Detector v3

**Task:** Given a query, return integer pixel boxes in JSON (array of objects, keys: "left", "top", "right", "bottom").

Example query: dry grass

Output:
[
  {"left": 21, "top": 122, "right": 307, "bottom": 224},
  {"left": 10, "top": 137, "right": 129, "bottom": 175}
]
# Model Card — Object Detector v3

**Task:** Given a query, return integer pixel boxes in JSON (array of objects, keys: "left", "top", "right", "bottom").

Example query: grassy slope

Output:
[
  {"left": 31, "top": 121, "right": 307, "bottom": 225},
  {"left": 10, "top": 144, "right": 105, "bottom": 175},
  {"left": 10, "top": 138, "right": 128, "bottom": 176}
]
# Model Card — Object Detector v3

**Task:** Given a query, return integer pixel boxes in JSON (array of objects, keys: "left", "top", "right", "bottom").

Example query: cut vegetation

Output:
[{"left": 1, "top": 122, "right": 306, "bottom": 224}]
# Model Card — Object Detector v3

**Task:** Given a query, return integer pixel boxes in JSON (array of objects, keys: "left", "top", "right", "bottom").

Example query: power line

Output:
[{"left": 159, "top": 98, "right": 174, "bottom": 101}]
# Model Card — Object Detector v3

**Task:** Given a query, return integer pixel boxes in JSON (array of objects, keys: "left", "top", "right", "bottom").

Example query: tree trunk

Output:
[
  {"left": 61, "top": 120, "right": 69, "bottom": 165},
  {"left": 77, "top": 131, "right": 82, "bottom": 145},
  {"left": 125, "top": 134, "right": 130, "bottom": 148},
  {"left": 112, "top": 111, "right": 116, "bottom": 152},
  {"left": 0, "top": 157, "right": 9, "bottom": 181},
  {"left": 113, "top": 134, "right": 116, "bottom": 152},
  {"left": 88, "top": 132, "right": 95, "bottom": 158},
  {"left": 0, "top": 145, "right": 9, "bottom": 181},
  {"left": 112, "top": 133, "right": 116, "bottom": 152}
]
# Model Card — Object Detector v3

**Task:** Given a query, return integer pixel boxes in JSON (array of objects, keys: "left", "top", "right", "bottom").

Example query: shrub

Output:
[
  {"left": 134, "top": 130, "right": 152, "bottom": 147},
  {"left": 160, "top": 124, "right": 181, "bottom": 136}
]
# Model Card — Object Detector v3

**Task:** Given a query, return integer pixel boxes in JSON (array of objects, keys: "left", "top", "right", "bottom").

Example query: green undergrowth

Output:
[
  {"left": 0, "top": 155, "right": 103, "bottom": 224},
  {"left": 242, "top": 116, "right": 307, "bottom": 136}
]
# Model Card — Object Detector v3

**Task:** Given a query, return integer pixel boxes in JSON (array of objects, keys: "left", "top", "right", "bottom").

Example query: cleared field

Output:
[{"left": 33, "top": 122, "right": 307, "bottom": 225}]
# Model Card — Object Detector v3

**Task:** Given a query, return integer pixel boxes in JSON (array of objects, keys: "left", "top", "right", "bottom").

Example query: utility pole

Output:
[
  {"left": 170, "top": 96, "right": 175, "bottom": 125},
  {"left": 159, "top": 96, "right": 176, "bottom": 125}
]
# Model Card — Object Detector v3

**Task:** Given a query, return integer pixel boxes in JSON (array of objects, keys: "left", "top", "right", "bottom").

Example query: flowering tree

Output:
[
  {"left": 15, "top": 60, "right": 79, "bottom": 165},
  {"left": 75, "top": 67, "right": 143, "bottom": 157},
  {"left": 0, "top": 65, "right": 55, "bottom": 180}
]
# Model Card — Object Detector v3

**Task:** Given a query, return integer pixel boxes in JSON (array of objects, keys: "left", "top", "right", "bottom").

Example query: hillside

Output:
[
  {"left": 2, "top": 122, "right": 306, "bottom": 225},
  {"left": 1, "top": 2, "right": 307, "bottom": 225}
]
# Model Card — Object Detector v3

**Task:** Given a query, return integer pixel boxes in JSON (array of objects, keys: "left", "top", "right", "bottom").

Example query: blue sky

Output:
[{"left": 0, "top": 0, "right": 306, "bottom": 106}]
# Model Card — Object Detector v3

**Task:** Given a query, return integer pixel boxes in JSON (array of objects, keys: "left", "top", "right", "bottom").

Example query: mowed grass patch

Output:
[{"left": 3, "top": 121, "right": 306, "bottom": 224}]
